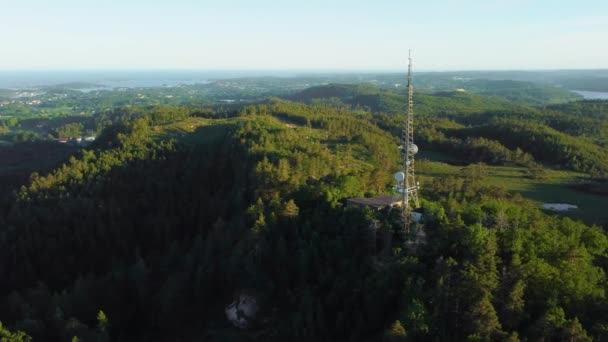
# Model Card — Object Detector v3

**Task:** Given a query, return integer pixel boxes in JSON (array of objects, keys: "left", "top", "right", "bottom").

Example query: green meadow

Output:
[{"left": 417, "top": 156, "right": 607, "bottom": 225}]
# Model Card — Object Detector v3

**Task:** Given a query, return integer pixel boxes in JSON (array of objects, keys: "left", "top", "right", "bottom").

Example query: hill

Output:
[
  {"left": 0, "top": 141, "right": 78, "bottom": 198},
  {"left": 289, "top": 84, "right": 524, "bottom": 114},
  {"left": 548, "top": 99, "right": 608, "bottom": 119},
  {"left": 461, "top": 79, "right": 581, "bottom": 105},
  {"left": 0, "top": 102, "right": 607, "bottom": 341}
]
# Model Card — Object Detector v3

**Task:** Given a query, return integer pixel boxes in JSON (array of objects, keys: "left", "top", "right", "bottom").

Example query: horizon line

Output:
[{"left": 1, "top": 67, "right": 608, "bottom": 74}]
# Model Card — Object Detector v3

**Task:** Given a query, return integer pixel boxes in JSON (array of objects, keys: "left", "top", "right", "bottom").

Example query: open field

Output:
[
  {"left": 417, "top": 157, "right": 608, "bottom": 226},
  {"left": 155, "top": 117, "right": 246, "bottom": 145}
]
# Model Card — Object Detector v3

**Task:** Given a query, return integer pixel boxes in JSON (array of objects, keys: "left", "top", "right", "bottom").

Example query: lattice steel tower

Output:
[{"left": 394, "top": 50, "right": 420, "bottom": 235}]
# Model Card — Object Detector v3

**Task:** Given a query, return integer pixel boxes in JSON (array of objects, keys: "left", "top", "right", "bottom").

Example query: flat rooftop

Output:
[{"left": 347, "top": 195, "right": 402, "bottom": 209}]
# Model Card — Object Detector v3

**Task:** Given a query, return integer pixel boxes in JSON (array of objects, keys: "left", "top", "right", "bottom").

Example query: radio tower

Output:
[{"left": 394, "top": 50, "right": 420, "bottom": 236}]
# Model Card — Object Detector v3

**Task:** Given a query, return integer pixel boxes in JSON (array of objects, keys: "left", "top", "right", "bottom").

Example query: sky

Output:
[{"left": 1, "top": 0, "right": 607, "bottom": 71}]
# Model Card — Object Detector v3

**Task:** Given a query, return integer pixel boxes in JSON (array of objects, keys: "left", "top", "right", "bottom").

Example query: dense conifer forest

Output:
[{"left": 0, "top": 79, "right": 607, "bottom": 341}]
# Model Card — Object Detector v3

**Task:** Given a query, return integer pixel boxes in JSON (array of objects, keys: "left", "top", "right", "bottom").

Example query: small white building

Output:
[{"left": 346, "top": 195, "right": 402, "bottom": 211}]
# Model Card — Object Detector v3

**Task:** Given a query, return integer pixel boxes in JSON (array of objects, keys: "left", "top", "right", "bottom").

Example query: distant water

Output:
[
  {"left": 572, "top": 90, "right": 608, "bottom": 100},
  {"left": 0, "top": 70, "right": 296, "bottom": 89}
]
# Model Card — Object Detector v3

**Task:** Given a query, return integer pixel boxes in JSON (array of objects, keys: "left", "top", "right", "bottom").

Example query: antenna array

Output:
[{"left": 394, "top": 50, "right": 420, "bottom": 235}]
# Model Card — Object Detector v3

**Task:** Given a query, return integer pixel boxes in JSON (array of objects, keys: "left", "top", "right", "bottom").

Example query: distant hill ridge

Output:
[
  {"left": 288, "top": 83, "right": 524, "bottom": 115},
  {"left": 289, "top": 79, "right": 580, "bottom": 110}
]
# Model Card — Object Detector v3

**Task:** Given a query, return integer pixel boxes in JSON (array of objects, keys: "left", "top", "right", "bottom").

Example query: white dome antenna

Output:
[{"left": 394, "top": 172, "right": 405, "bottom": 182}]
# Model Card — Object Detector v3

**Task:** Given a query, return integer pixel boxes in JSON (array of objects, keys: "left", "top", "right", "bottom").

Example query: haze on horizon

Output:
[{"left": 1, "top": 0, "right": 607, "bottom": 71}]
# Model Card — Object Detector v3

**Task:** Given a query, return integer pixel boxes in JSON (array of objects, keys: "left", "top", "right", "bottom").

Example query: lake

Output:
[{"left": 572, "top": 90, "right": 608, "bottom": 100}]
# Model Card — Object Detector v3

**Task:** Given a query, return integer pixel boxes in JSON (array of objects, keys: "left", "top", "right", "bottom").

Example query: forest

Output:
[{"left": 0, "top": 76, "right": 607, "bottom": 341}]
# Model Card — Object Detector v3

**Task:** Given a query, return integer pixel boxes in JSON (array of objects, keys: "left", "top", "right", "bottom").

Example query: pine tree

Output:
[
  {"left": 560, "top": 318, "right": 592, "bottom": 342},
  {"left": 384, "top": 320, "right": 407, "bottom": 342},
  {"left": 97, "top": 310, "right": 109, "bottom": 333},
  {"left": 282, "top": 199, "right": 299, "bottom": 218},
  {"left": 466, "top": 293, "right": 502, "bottom": 339}
]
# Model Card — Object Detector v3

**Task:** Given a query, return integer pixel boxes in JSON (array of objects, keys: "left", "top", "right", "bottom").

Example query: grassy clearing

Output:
[
  {"left": 154, "top": 117, "right": 245, "bottom": 146},
  {"left": 417, "top": 150, "right": 462, "bottom": 164},
  {"left": 416, "top": 158, "right": 608, "bottom": 226},
  {"left": 153, "top": 117, "right": 212, "bottom": 138}
]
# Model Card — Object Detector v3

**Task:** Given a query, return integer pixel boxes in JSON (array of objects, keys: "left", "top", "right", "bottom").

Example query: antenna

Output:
[{"left": 394, "top": 50, "right": 420, "bottom": 236}]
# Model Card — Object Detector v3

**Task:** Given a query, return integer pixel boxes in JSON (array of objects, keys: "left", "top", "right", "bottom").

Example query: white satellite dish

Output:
[
  {"left": 394, "top": 171, "right": 405, "bottom": 182},
  {"left": 409, "top": 143, "right": 418, "bottom": 155}
]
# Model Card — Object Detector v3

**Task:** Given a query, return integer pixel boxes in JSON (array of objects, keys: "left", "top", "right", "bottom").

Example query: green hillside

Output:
[
  {"left": 0, "top": 101, "right": 607, "bottom": 341},
  {"left": 290, "top": 84, "right": 524, "bottom": 114},
  {"left": 290, "top": 81, "right": 579, "bottom": 110}
]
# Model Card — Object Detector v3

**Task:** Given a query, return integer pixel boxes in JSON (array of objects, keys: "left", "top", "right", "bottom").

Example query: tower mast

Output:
[{"left": 394, "top": 50, "right": 419, "bottom": 235}]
